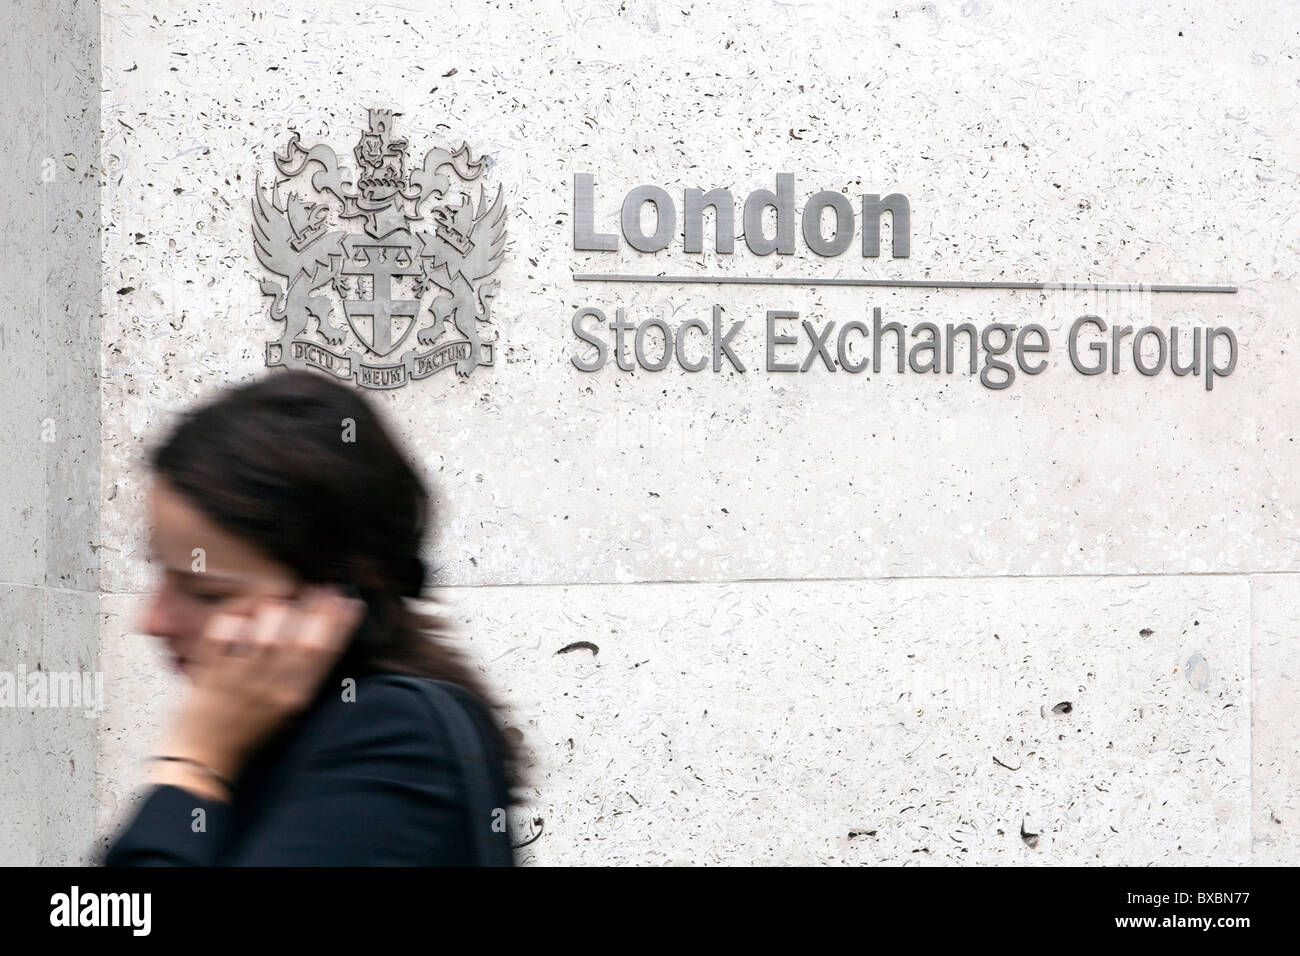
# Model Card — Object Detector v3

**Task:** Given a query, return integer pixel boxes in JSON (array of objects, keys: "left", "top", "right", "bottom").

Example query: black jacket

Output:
[{"left": 100, "top": 673, "right": 515, "bottom": 866}]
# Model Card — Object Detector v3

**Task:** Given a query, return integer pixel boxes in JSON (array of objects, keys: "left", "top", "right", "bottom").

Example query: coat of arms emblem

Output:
[{"left": 252, "top": 108, "right": 506, "bottom": 388}]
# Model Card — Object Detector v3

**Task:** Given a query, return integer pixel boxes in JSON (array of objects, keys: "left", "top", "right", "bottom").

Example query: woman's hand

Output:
[{"left": 150, "top": 585, "right": 366, "bottom": 800}]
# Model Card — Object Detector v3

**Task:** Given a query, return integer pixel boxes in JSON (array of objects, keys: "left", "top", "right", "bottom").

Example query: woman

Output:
[{"left": 100, "top": 369, "right": 521, "bottom": 865}]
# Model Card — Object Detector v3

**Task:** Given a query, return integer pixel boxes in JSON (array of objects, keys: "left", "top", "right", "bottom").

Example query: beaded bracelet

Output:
[{"left": 148, "top": 755, "right": 235, "bottom": 794}]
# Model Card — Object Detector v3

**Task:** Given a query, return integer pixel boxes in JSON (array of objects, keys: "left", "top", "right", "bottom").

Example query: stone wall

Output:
[
  {"left": 8, "top": 0, "right": 1300, "bottom": 865},
  {"left": 0, "top": 0, "right": 102, "bottom": 866}
]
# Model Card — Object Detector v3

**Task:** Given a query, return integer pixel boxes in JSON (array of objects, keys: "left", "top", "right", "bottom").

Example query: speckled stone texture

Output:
[
  {"left": 0, "top": 0, "right": 102, "bottom": 866},
  {"left": 96, "top": 1, "right": 1300, "bottom": 593},
  {"left": 1251, "top": 574, "right": 1300, "bottom": 865},
  {"left": 8, "top": 0, "right": 1299, "bottom": 864},
  {"left": 459, "top": 576, "right": 1255, "bottom": 864},
  {"left": 98, "top": 576, "right": 1251, "bottom": 865}
]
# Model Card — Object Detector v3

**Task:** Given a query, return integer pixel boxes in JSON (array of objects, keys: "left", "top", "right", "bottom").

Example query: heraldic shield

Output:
[{"left": 252, "top": 107, "right": 506, "bottom": 389}]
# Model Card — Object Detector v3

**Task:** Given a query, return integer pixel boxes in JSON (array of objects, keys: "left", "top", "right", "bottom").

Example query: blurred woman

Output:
[{"left": 100, "top": 369, "right": 520, "bottom": 865}]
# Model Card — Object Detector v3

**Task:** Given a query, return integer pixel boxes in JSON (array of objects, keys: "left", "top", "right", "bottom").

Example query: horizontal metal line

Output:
[{"left": 572, "top": 273, "right": 1238, "bottom": 293}]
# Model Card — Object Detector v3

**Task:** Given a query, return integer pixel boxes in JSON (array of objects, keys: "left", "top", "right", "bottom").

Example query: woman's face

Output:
[{"left": 140, "top": 475, "right": 303, "bottom": 678}]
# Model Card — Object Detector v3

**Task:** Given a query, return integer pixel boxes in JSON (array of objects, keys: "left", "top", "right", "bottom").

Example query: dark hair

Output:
[{"left": 148, "top": 368, "right": 523, "bottom": 801}]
